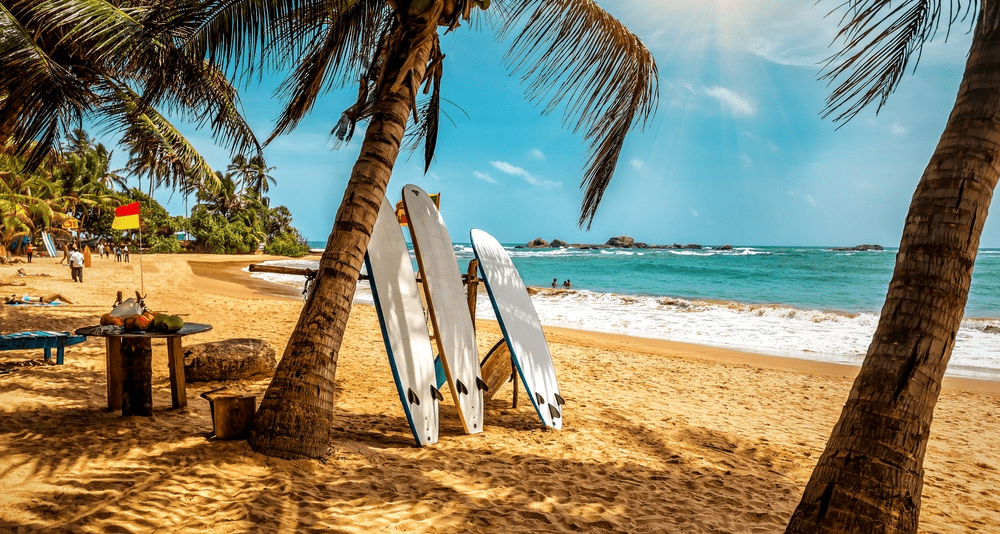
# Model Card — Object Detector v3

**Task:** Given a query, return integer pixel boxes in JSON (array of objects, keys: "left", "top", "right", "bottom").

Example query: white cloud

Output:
[
  {"left": 705, "top": 86, "right": 757, "bottom": 117},
  {"left": 428, "top": 171, "right": 441, "bottom": 181},
  {"left": 741, "top": 154, "right": 752, "bottom": 169},
  {"left": 630, "top": 158, "right": 645, "bottom": 170},
  {"left": 891, "top": 122, "right": 908, "bottom": 136},
  {"left": 490, "top": 160, "right": 561, "bottom": 188},
  {"left": 691, "top": 209, "right": 699, "bottom": 217},
  {"left": 529, "top": 148, "right": 546, "bottom": 161},
  {"left": 806, "top": 194, "right": 819, "bottom": 207},
  {"left": 473, "top": 171, "right": 496, "bottom": 184}
]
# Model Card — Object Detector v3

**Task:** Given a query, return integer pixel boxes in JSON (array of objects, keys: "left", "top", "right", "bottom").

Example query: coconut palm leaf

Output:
[
  {"left": 495, "top": 0, "right": 659, "bottom": 228},
  {"left": 105, "top": 86, "right": 220, "bottom": 196},
  {"left": 819, "top": 0, "right": 977, "bottom": 123},
  {"left": 185, "top": 0, "right": 331, "bottom": 79},
  {"left": 266, "top": 0, "right": 392, "bottom": 142},
  {"left": 0, "top": 1, "right": 98, "bottom": 169}
]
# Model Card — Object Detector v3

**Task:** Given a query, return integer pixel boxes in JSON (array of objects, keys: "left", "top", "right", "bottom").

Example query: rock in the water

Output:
[
  {"left": 985, "top": 325, "right": 1000, "bottom": 334},
  {"left": 550, "top": 239, "right": 569, "bottom": 248},
  {"left": 526, "top": 238, "right": 550, "bottom": 248},
  {"left": 184, "top": 338, "right": 277, "bottom": 382},
  {"left": 606, "top": 236, "right": 635, "bottom": 248},
  {"left": 718, "top": 244, "right": 734, "bottom": 250},
  {"left": 832, "top": 244, "right": 884, "bottom": 251}
]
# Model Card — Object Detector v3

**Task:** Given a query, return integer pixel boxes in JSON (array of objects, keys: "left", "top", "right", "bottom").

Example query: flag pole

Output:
[{"left": 138, "top": 223, "right": 144, "bottom": 295}]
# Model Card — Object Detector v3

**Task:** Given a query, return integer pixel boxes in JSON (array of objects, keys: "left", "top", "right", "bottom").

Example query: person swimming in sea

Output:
[
  {"left": 552, "top": 278, "right": 557, "bottom": 287},
  {"left": 563, "top": 280, "right": 571, "bottom": 288}
]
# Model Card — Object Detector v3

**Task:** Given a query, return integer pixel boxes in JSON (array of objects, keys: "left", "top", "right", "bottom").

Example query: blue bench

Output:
[{"left": 0, "top": 331, "right": 86, "bottom": 364}]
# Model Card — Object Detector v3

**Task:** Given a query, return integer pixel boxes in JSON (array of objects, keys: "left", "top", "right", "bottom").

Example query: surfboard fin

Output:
[
  {"left": 456, "top": 380, "right": 469, "bottom": 396},
  {"left": 407, "top": 388, "right": 419, "bottom": 405},
  {"left": 535, "top": 392, "right": 544, "bottom": 406},
  {"left": 554, "top": 393, "right": 566, "bottom": 406},
  {"left": 549, "top": 403, "right": 561, "bottom": 420},
  {"left": 430, "top": 386, "right": 444, "bottom": 402},
  {"left": 475, "top": 377, "right": 488, "bottom": 392}
]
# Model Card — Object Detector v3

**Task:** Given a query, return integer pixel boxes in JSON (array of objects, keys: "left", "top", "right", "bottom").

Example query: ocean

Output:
[{"left": 250, "top": 243, "right": 1000, "bottom": 381}]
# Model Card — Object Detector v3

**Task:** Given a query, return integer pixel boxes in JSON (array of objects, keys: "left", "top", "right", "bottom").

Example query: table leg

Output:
[
  {"left": 56, "top": 345, "right": 65, "bottom": 365},
  {"left": 121, "top": 338, "right": 153, "bottom": 416},
  {"left": 166, "top": 336, "right": 187, "bottom": 409},
  {"left": 106, "top": 337, "right": 123, "bottom": 411}
]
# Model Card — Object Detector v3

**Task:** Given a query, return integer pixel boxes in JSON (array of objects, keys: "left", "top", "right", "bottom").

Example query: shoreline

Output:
[{"left": 3, "top": 253, "right": 999, "bottom": 532}]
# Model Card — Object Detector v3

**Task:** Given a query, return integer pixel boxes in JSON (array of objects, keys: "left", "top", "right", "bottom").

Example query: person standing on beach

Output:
[
  {"left": 123, "top": 245, "right": 130, "bottom": 263},
  {"left": 97, "top": 243, "right": 104, "bottom": 258},
  {"left": 60, "top": 245, "right": 69, "bottom": 265},
  {"left": 69, "top": 247, "right": 84, "bottom": 282},
  {"left": 114, "top": 246, "right": 122, "bottom": 262},
  {"left": 25, "top": 243, "right": 32, "bottom": 263}
]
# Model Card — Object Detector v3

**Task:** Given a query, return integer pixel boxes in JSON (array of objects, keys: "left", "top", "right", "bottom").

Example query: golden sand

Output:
[{"left": 1, "top": 253, "right": 999, "bottom": 533}]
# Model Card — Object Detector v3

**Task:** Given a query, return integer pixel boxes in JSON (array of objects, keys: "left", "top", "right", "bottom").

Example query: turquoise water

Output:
[
  {"left": 289, "top": 242, "right": 1000, "bottom": 379},
  {"left": 308, "top": 242, "right": 1000, "bottom": 318}
]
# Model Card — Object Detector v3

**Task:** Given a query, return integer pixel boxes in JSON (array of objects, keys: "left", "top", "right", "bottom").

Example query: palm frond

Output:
[
  {"left": 184, "top": 0, "right": 331, "bottom": 82},
  {"left": 16, "top": 0, "right": 144, "bottom": 63},
  {"left": 495, "top": 0, "right": 658, "bottom": 228},
  {"left": 820, "top": 0, "right": 977, "bottom": 124},
  {"left": 105, "top": 87, "right": 220, "bottom": 195},
  {"left": 0, "top": 1, "right": 99, "bottom": 168},
  {"left": 137, "top": 50, "right": 262, "bottom": 159},
  {"left": 267, "top": 0, "right": 392, "bottom": 143}
]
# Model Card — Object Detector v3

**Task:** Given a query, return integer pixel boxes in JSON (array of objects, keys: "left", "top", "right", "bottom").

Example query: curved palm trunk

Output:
[
  {"left": 249, "top": 9, "right": 441, "bottom": 459},
  {"left": 786, "top": 14, "right": 1000, "bottom": 534}
]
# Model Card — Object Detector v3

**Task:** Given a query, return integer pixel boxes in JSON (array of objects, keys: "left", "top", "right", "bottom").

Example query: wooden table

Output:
[{"left": 76, "top": 323, "right": 212, "bottom": 416}]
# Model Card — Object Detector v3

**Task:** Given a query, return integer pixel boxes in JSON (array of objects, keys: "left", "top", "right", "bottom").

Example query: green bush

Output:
[
  {"left": 264, "top": 233, "right": 311, "bottom": 257},
  {"left": 148, "top": 235, "right": 181, "bottom": 253}
]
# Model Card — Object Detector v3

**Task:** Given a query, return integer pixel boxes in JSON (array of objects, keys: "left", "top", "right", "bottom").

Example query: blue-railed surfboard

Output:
[
  {"left": 402, "top": 184, "right": 485, "bottom": 434},
  {"left": 471, "top": 228, "right": 564, "bottom": 429},
  {"left": 365, "top": 196, "right": 441, "bottom": 445}
]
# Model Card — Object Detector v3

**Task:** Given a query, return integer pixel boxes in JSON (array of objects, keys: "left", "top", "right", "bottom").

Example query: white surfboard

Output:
[
  {"left": 471, "top": 228, "right": 564, "bottom": 430},
  {"left": 402, "top": 184, "right": 484, "bottom": 434},
  {"left": 365, "top": 197, "right": 441, "bottom": 445},
  {"left": 41, "top": 232, "right": 57, "bottom": 257}
]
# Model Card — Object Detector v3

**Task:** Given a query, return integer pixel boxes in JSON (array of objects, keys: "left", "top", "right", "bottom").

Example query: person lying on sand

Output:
[
  {"left": 4, "top": 293, "right": 73, "bottom": 304},
  {"left": 16, "top": 269, "right": 51, "bottom": 277}
]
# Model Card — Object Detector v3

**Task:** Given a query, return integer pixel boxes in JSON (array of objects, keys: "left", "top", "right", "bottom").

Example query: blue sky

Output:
[{"left": 109, "top": 1, "right": 1000, "bottom": 248}]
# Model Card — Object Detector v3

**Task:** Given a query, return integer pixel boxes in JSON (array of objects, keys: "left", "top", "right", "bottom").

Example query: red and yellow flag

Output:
[{"left": 112, "top": 202, "right": 140, "bottom": 230}]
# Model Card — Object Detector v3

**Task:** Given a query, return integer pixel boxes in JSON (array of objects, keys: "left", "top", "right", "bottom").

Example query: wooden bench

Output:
[{"left": 0, "top": 331, "right": 86, "bottom": 364}]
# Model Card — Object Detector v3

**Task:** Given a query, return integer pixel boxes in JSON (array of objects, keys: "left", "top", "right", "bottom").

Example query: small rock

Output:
[
  {"left": 550, "top": 239, "right": 569, "bottom": 248},
  {"left": 526, "top": 238, "right": 550, "bottom": 248}
]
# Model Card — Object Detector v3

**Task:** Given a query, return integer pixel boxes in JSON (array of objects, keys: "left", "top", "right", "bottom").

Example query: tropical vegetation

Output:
[{"left": 2, "top": 134, "right": 309, "bottom": 258}]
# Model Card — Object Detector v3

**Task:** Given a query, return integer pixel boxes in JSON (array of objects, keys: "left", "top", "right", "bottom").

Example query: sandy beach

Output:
[{"left": 2, "top": 253, "right": 999, "bottom": 533}]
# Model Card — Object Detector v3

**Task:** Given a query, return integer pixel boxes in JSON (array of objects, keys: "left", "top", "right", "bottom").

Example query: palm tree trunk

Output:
[
  {"left": 248, "top": 9, "right": 442, "bottom": 459},
  {"left": 785, "top": 13, "right": 1000, "bottom": 534}
]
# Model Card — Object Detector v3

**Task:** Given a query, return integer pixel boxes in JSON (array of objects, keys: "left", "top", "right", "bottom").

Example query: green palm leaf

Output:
[
  {"left": 496, "top": 0, "right": 659, "bottom": 228},
  {"left": 820, "top": 0, "right": 977, "bottom": 123}
]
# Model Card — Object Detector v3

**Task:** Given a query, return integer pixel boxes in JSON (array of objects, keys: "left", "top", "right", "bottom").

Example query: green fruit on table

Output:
[{"left": 162, "top": 315, "right": 184, "bottom": 332}]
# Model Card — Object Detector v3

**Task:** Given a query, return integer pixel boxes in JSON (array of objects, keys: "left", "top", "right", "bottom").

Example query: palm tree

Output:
[
  {"left": 228, "top": 153, "right": 276, "bottom": 205},
  {"left": 785, "top": 3, "right": 1000, "bottom": 533},
  {"left": 194, "top": 1, "right": 657, "bottom": 458},
  {"left": 198, "top": 170, "right": 245, "bottom": 217},
  {"left": 0, "top": 0, "right": 260, "bottom": 195}
]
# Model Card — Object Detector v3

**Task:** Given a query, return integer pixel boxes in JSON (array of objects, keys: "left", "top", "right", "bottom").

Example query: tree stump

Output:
[{"left": 120, "top": 338, "right": 153, "bottom": 416}]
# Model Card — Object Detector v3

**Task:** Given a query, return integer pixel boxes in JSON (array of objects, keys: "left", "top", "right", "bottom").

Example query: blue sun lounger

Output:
[{"left": 0, "top": 331, "right": 86, "bottom": 365}]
